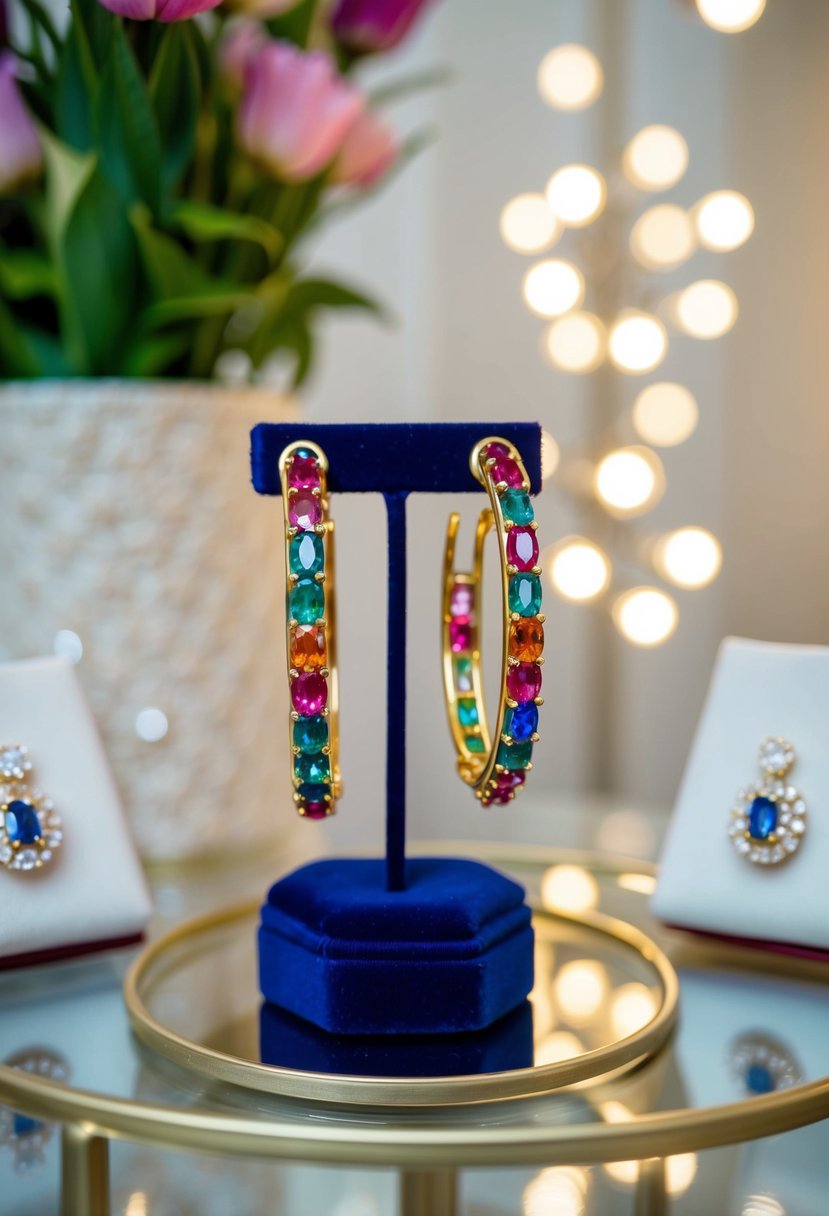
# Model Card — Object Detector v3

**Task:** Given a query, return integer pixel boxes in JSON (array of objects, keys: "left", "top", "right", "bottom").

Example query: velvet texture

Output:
[
  {"left": 250, "top": 422, "right": 543, "bottom": 496},
  {"left": 259, "top": 858, "right": 535, "bottom": 1034},
  {"left": 260, "top": 999, "right": 534, "bottom": 1076}
]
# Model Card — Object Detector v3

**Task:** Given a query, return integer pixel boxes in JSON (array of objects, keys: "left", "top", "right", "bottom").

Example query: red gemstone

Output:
[
  {"left": 450, "top": 584, "right": 473, "bottom": 619},
  {"left": 507, "top": 662, "right": 542, "bottom": 703},
  {"left": 485, "top": 444, "right": 523, "bottom": 487},
  {"left": 289, "top": 492, "right": 322, "bottom": 531},
  {"left": 288, "top": 455, "right": 321, "bottom": 491},
  {"left": 291, "top": 672, "right": 328, "bottom": 715},
  {"left": 303, "top": 802, "right": 329, "bottom": 819},
  {"left": 484, "top": 771, "right": 526, "bottom": 806},
  {"left": 449, "top": 619, "right": 473, "bottom": 653},
  {"left": 506, "top": 526, "right": 538, "bottom": 571}
]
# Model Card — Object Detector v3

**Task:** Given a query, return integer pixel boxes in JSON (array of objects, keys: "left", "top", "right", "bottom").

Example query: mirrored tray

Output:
[{"left": 124, "top": 898, "right": 679, "bottom": 1107}]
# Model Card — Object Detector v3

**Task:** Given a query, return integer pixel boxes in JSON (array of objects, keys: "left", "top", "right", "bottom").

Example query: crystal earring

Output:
[{"left": 729, "top": 737, "right": 807, "bottom": 866}]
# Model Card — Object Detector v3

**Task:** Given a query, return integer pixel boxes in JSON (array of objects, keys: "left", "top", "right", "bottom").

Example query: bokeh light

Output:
[
  {"left": 554, "top": 959, "right": 608, "bottom": 1025},
  {"left": 523, "top": 1167, "right": 588, "bottom": 1216},
  {"left": 541, "top": 430, "right": 560, "bottom": 480},
  {"left": 548, "top": 537, "right": 611, "bottom": 603},
  {"left": 523, "top": 259, "right": 585, "bottom": 318},
  {"left": 538, "top": 44, "right": 603, "bottom": 111},
  {"left": 630, "top": 203, "right": 695, "bottom": 270},
  {"left": 675, "top": 279, "right": 738, "bottom": 338},
  {"left": 656, "top": 527, "right": 723, "bottom": 589},
  {"left": 611, "top": 983, "right": 658, "bottom": 1038},
  {"left": 613, "top": 587, "right": 678, "bottom": 647},
  {"left": 742, "top": 1197, "right": 785, "bottom": 1216},
  {"left": 695, "top": 189, "right": 754, "bottom": 251},
  {"left": 595, "top": 447, "right": 664, "bottom": 517},
  {"left": 53, "top": 629, "right": 83, "bottom": 664},
  {"left": 546, "top": 164, "right": 606, "bottom": 227},
  {"left": 135, "top": 707, "right": 169, "bottom": 742},
  {"left": 623, "top": 125, "right": 689, "bottom": 192},
  {"left": 545, "top": 311, "right": 605, "bottom": 373},
  {"left": 542, "top": 865, "right": 600, "bottom": 914},
  {"left": 696, "top": 0, "right": 765, "bottom": 33},
  {"left": 632, "top": 382, "right": 699, "bottom": 447},
  {"left": 535, "top": 1031, "right": 584, "bottom": 1064},
  {"left": 608, "top": 311, "right": 668, "bottom": 373},
  {"left": 666, "top": 1154, "right": 698, "bottom": 1197},
  {"left": 500, "top": 192, "right": 560, "bottom": 254}
]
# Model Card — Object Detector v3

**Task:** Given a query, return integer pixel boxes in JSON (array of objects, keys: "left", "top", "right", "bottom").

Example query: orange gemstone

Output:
[
  {"left": 509, "top": 616, "right": 544, "bottom": 661},
  {"left": 290, "top": 624, "right": 326, "bottom": 670}
]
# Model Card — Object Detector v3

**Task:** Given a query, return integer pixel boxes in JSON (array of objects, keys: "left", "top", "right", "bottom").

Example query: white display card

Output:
[
  {"left": 0, "top": 656, "right": 152, "bottom": 962},
  {"left": 652, "top": 637, "right": 829, "bottom": 953}
]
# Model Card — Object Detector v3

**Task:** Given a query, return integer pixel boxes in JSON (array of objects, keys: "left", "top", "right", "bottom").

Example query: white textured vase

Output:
[{"left": 0, "top": 380, "right": 296, "bottom": 861}]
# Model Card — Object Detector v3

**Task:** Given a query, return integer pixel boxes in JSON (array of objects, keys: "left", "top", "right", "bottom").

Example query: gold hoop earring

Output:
[
  {"left": 279, "top": 441, "right": 341, "bottom": 819},
  {"left": 442, "top": 438, "right": 544, "bottom": 807}
]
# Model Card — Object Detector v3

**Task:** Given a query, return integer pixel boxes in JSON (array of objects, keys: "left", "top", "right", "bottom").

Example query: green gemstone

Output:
[
  {"left": 502, "top": 490, "right": 534, "bottom": 526},
  {"left": 290, "top": 533, "right": 324, "bottom": 576},
  {"left": 458, "top": 698, "right": 479, "bottom": 727},
  {"left": 466, "top": 735, "right": 486, "bottom": 754},
  {"left": 293, "top": 715, "right": 328, "bottom": 755},
  {"left": 289, "top": 577, "right": 324, "bottom": 625},
  {"left": 508, "top": 573, "right": 542, "bottom": 617},
  {"left": 295, "top": 751, "right": 331, "bottom": 784},
  {"left": 455, "top": 656, "right": 473, "bottom": 692},
  {"left": 497, "top": 740, "right": 532, "bottom": 771}
]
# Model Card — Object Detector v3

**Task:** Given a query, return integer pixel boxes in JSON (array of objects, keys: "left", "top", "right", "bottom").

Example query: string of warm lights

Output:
[{"left": 502, "top": 13, "right": 758, "bottom": 648}]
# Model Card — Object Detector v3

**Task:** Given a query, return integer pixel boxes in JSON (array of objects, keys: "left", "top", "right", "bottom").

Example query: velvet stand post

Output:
[{"left": 252, "top": 423, "right": 541, "bottom": 1037}]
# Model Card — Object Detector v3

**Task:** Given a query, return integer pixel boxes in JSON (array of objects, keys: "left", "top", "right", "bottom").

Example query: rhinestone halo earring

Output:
[{"left": 728, "top": 737, "right": 807, "bottom": 866}]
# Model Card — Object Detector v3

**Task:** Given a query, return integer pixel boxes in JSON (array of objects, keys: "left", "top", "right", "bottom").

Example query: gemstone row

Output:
[
  {"left": 483, "top": 442, "right": 543, "bottom": 807},
  {"left": 284, "top": 446, "right": 334, "bottom": 819}
]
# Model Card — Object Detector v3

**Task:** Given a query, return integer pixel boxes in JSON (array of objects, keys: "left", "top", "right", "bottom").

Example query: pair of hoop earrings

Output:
[{"left": 278, "top": 436, "right": 543, "bottom": 819}]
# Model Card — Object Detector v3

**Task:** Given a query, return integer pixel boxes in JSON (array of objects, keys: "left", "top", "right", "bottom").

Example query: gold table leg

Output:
[
  {"left": 634, "top": 1158, "right": 667, "bottom": 1216},
  {"left": 400, "top": 1168, "right": 457, "bottom": 1216},
  {"left": 61, "top": 1123, "right": 111, "bottom": 1216}
]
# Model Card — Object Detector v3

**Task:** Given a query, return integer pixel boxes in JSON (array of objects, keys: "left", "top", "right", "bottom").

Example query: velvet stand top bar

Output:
[{"left": 250, "top": 422, "right": 543, "bottom": 496}]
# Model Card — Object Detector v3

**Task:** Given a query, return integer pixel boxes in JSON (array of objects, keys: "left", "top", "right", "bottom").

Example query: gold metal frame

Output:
[
  {"left": 278, "top": 440, "right": 342, "bottom": 817},
  {"left": 0, "top": 849, "right": 827, "bottom": 1173},
  {"left": 442, "top": 436, "right": 543, "bottom": 804},
  {"left": 123, "top": 898, "right": 679, "bottom": 1108}
]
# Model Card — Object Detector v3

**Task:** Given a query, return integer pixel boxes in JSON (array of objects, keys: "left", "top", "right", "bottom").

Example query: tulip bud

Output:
[
  {"left": 0, "top": 53, "right": 43, "bottom": 194},
  {"left": 332, "top": 108, "right": 398, "bottom": 188},
  {"left": 98, "top": 0, "right": 222, "bottom": 22},
  {"left": 237, "top": 42, "right": 363, "bottom": 182},
  {"left": 331, "top": 0, "right": 434, "bottom": 54}
]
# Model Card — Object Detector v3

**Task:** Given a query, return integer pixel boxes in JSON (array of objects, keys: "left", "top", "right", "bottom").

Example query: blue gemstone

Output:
[
  {"left": 13, "top": 1114, "right": 41, "bottom": 1137},
  {"left": 5, "top": 800, "right": 41, "bottom": 845},
  {"left": 298, "top": 782, "right": 330, "bottom": 803},
  {"left": 749, "top": 796, "right": 777, "bottom": 840},
  {"left": 458, "top": 698, "right": 479, "bottom": 728},
  {"left": 746, "top": 1064, "right": 774, "bottom": 1094},
  {"left": 506, "top": 702, "right": 538, "bottom": 742}
]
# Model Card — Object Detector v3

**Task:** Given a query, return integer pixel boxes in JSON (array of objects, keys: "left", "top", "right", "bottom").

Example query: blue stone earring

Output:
[
  {"left": 729, "top": 737, "right": 807, "bottom": 866},
  {"left": 0, "top": 745, "right": 63, "bottom": 873}
]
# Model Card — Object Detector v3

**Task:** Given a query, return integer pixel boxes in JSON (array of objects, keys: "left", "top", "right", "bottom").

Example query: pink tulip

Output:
[
  {"left": 219, "top": 19, "right": 266, "bottom": 89},
  {"left": 0, "top": 53, "right": 42, "bottom": 194},
  {"left": 331, "top": 0, "right": 434, "bottom": 53},
  {"left": 238, "top": 43, "right": 363, "bottom": 182},
  {"left": 333, "top": 108, "right": 398, "bottom": 188},
  {"left": 98, "top": 0, "right": 221, "bottom": 22}
]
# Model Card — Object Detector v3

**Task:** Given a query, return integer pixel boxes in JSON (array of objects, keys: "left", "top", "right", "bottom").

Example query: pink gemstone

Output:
[
  {"left": 485, "top": 442, "right": 510, "bottom": 458},
  {"left": 506, "top": 527, "right": 538, "bottom": 572},
  {"left": 289, "top": 492, "right": 322, "bottom": 531},
  {"left": 303, "top": 802, "right": 329, "bottom": 819},
  {"left": 484, "top": 771, "right": 525, "bottom": 806},
  {"left": 507, "top": 662, "right": 542, "bottom": 703},
  {"left": 288, "top": 455, "right": 321, "bottom": 491},
  {"left": 491, "top": 457, "right": 523, "bottom": 487},
  {"left": 291, "top": 672, "right": 328, "bottom": 715},
  {"left": 449, "top": 619, "right": 473, "bottom": 653},
  {"left": 450, "top": 584, "right": 473, "bottom": 619}
]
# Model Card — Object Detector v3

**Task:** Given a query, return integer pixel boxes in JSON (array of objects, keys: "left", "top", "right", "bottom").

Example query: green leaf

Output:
[
  {"left": 97, "top": 22, "right": 162, "bottom": 214},
  {"left": 169, "top": 201, "right": 283, "bottom": 261},
  {"left": 0, "top": 247, "right": 57, "bottom": 299},
  {"left": 122, "top": 332, "right": 192, "bottom": 377},
  {"left": 0, "top": 298, "right": 41, "bottom": 377},
  {"left": 17, "top": 0, "right": 61, "bottom": 54},
  {"left": 54, "top": 5, "right": 98, "bottom": 149},
  {"left": 57, "top": 167, "right": 138, "bottom": 372},
  {"left": 149, "top": 24, "right": 200, "bottom": 193},
  {"left": 367, "top": 66, "right": 453, "bottom": 107},
  {"left": 40, "top": 128, "right": 97, "bottom": 244},
  {"left": 284, "top": 277, "right": 387, "bottom": 320}
]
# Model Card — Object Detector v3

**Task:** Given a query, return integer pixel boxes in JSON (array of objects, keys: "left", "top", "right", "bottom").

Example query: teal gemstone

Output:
[
  {"left": 298, "top": 782, "right": 329, "bottom": 801},
  {"left": 290, "top": 533, "right": 324, "bottom": 576},
  {"left": 458, "top": 698, "right": 479, "bottom": 728},
  {"left": 497, "top": 740, "right": 532, "bottom": 771},
  {"left": 502, "top": 490, "right": 534, "bottom": 526},
  {"left": 456, "top": 657, "right": 473, "bottom": 692},
  {"left": 295, "top": 751, "right": 331, "bottom": 784},
  {"left": 509, "top": 573, "right": 542, "bottom": 617},
  {"left": 467, "top": 735, "right": 485, "bottom": 754},
  {"left": 293, "top": 715, "right": 328, "bottom": 755},
  {"left": 290, "top": 577, "right": 324, "bottom": 625}
]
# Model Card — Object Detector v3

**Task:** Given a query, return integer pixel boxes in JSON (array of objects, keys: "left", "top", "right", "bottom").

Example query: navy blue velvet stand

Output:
[{"left": 251, "top": 423, "right": 541, "bottom": 1036}]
